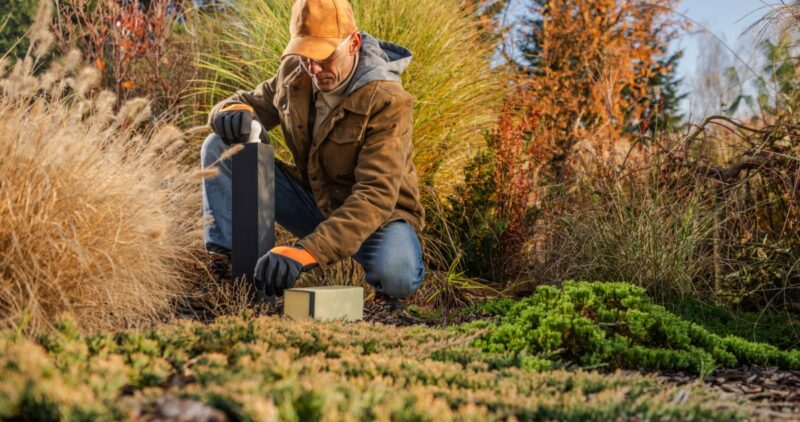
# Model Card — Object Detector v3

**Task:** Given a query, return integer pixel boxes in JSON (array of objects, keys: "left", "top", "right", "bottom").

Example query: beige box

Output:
[{"left": 283, "top": 286, "right": 364, "bottom": 322}]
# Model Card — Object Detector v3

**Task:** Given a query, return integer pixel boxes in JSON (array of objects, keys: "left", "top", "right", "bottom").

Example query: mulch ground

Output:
[
  {"left": 649, "top": 366, "right": 800, "bottom": 418},
  {"left": 255, "top": 295, "right": 434, "bottom": 326}
]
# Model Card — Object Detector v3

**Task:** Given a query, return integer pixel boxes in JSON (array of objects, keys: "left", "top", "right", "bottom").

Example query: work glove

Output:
[
  {"left": 253, "top": 245, "right": 318, "bottom": 297},
  {"left": 212, "top": 103, "right": 253, "bottom": 145}
]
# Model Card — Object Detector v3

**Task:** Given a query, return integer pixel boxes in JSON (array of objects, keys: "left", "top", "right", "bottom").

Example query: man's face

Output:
[{"left": 301, "top": 32, "right": 362, "bottom": 92}]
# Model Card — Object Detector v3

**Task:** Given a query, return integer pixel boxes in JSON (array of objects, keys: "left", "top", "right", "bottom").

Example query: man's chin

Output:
[{"left": 313, "top": 77, "right": 337, "bottom": 91}]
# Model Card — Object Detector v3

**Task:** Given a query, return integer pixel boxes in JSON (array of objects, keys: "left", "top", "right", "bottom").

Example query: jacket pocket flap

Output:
[{"left": 330, "top": 112, "right": 368, "bottom": 144}]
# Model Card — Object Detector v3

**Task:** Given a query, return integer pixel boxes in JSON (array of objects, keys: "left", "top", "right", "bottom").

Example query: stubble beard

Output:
[{"left": 314, "top": 74, "right": 337, "bottom": 91}]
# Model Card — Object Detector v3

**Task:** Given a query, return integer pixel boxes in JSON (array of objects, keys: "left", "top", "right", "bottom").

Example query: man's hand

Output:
[
  {"left": 254, "top": 246, "right": 318, "bottom": 296},
  {"left": 212, "top": 104, "right": 254, "bottom": 145}
]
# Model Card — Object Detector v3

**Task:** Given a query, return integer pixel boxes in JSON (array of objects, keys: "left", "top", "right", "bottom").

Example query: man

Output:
[{"left": 200, "top": 0, "right": 425, "bottom": 310}]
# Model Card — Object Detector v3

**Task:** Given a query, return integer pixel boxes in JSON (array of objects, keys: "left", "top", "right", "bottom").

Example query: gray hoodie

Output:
[{"left": 344, "top": 31, "right": 413, "bottom": 96}]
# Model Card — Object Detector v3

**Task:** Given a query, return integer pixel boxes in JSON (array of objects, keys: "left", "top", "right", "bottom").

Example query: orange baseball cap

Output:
[{"left": 281, "top": 0, "right": 358, "bottom": 62}]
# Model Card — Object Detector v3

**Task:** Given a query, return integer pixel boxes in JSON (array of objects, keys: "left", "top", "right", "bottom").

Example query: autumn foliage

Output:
[
  {"left": 51, "top": 0, "right": 195, "bottom": 115},
  {"left": 446, "top": 0, "right": 683, "bottom": 287},
  {"left": 519, "top": 0, "right": 680, "bottom": 180}
]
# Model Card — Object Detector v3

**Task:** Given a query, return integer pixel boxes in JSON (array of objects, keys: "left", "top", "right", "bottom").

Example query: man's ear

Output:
[{"left": 349, "top": 32, "right": 362, "bottom": 54}]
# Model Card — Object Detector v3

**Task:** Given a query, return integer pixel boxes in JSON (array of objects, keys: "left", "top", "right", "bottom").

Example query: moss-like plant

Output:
[
  {"left": 0, "top": 313, "right": 752, "bottom": 420},
  {"left": 460, "top": 281, "right": 800, "bottom": 374}
]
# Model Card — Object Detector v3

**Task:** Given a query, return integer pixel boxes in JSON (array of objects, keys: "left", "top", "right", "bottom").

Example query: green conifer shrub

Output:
[{"left": 459, "top": 281, "right": 800, "bottom": 373}]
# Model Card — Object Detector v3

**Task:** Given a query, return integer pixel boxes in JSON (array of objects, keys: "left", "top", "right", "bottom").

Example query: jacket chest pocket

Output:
[{"left": 320, "top": 114, "right": 366, "bottom": 178}]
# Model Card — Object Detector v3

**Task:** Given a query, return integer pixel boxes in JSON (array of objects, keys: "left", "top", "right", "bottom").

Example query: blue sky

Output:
[
  {"left": 503, "top": 0, "right": 773, "bottom": 119},
  {"left": 674, "top": 0, "right": 769, "bottom": 117}
]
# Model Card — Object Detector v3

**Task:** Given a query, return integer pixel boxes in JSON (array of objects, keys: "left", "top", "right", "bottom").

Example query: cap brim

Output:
[{"left": 281, "top": 36, "right": 347, "bottom": 61}]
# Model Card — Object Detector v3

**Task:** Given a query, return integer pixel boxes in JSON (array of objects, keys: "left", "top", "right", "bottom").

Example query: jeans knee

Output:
[
  {"left": 366, "top": 253, "right": 425, "bottom": 299},
  {"left": 200, "top": 133, "right": 226, "bottom": 166}
]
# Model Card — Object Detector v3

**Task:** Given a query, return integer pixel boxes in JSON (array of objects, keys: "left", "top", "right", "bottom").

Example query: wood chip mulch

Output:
[{"left": 644, "top": 366, "right": 800, "bottom": 417}]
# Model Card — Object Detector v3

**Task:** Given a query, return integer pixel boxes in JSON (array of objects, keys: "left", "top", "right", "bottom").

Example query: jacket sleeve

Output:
[
  {"left": 297, "top": 87, "right": 414, "bottom": 266},
  {"left": 207, "top": 74, "right": 281, "bottom": 133}
]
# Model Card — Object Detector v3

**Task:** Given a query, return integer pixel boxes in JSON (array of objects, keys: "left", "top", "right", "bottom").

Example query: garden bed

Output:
[{"left": 0, "top": 315, "right": 761, "bottom": 421}]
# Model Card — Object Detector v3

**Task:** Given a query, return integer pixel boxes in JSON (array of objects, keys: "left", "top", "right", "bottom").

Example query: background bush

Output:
[
  {"left": 541, "top": 176, "right": 716, "bottom": 302},
  {"left": 50, "top": 0, "right": 198, "bottom": 118},
  {"left": 439, "top": 1, "right": 800, "bottom": 321},
  {"left": 0, "top": 0, "right": 37, "bottom": 58}
]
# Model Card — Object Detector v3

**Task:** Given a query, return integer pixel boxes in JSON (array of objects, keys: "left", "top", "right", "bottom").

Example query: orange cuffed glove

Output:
[
  {"left": 212, "top": 104, "right": 254, "bottom": 145},
  {"left": 253, "top": 245, "right": 318, "bottom": 297}
]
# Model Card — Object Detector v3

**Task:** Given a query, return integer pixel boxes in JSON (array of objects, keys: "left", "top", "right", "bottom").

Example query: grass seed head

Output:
[{"left": 0, "top": 45, "right": 202, "bottom": 335}]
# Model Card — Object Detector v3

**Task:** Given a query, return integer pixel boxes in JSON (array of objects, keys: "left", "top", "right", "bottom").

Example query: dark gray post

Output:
[{"left": 231, "top": 143, "right": 275, "bottom": 281}]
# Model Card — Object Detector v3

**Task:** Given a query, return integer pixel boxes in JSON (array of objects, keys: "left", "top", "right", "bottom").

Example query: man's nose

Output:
[{"left": 307, "top": 61, "right": 323, "bottom": 75}]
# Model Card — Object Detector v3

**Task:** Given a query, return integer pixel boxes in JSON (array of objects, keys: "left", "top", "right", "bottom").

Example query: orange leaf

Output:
[
  {"left": 121, "top": 80, "right": 136, "bottom": 90},
  {"left": 95, "top": 58, "right": 106, "bottom": 72}
]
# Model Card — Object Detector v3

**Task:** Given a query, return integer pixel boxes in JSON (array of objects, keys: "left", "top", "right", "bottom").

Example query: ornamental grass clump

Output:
[
  {"left": 464, "top": 281, "right": 800, "bottom": 374},
  {"left": 0, "top": 2, "right": 203, "bottom": 334}
]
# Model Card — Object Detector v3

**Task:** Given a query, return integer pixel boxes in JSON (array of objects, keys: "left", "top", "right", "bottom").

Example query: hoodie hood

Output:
[{"left": 343, "top": 31, "right": 412, "bottom": 97}]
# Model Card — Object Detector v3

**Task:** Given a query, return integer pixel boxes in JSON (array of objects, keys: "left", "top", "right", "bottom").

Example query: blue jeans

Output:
[{"left": 201, "top": 134, "right": 425, "bottom": 298}]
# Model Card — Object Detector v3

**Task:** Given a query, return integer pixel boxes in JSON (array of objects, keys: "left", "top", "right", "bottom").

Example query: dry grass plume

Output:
[{"left": 0, "top": 12, "right": 203, "bottom": 334}]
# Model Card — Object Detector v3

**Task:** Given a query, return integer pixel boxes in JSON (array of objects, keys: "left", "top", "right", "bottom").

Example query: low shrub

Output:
[
  {"left": 0, "top": 314, "right": 752, "bottom": 420},
  {"left": 459, "top": 281, "right": 800, "bottom": 374},
  {"left": 434, "top": 82, "right": 548, "bottom": 286}
]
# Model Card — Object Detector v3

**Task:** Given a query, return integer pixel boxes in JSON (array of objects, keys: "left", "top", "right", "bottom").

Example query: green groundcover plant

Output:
[
  {"left": 0, "top": 313, "right": 752, "bottom": 421},
  {"left": 454, "top": 281, "right": 800, "bottom": 374},
  {"left": 665, "top": 298, "right": 800, "bottom": 350}
]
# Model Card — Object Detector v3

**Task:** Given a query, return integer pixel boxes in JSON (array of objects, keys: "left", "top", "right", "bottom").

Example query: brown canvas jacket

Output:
[{"left": 208, "top": 38, "right": 424, "bottom": 267}]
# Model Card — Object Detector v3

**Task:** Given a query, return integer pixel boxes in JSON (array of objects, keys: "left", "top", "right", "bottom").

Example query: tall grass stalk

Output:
[{"left": 542, "top": 174, "right": 717, "bottom": 302}]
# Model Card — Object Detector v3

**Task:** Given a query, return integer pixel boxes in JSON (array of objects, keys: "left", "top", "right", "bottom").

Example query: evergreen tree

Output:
[
  {"left": 0, "top": 0, "right": 37, "bottom": 58},
  {"left": 639, "top": 49, "right": 686, "bottom": 136},
  {"left": 516, "top": 0, "right": 685, "bottom": 138}
]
